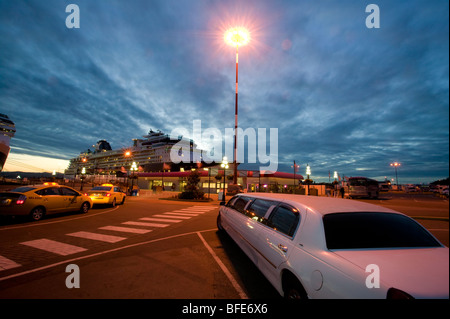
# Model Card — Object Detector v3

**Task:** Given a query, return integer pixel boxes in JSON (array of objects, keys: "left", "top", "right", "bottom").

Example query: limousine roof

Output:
[{"left": 234, "top": 193, "right": 399, "bottom": 216}]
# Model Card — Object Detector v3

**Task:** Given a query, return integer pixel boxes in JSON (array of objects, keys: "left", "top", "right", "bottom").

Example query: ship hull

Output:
[{"left": 0, "top": 142, "right": 10, "bottom": 172}]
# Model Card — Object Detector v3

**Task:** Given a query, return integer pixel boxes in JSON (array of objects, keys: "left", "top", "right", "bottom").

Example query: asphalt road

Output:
[
  {"left": 0, "top": 197, "right": 279, "bottom": 299},
  {"left": 0, "top": 192, "right": 447, "bottom": 300}
]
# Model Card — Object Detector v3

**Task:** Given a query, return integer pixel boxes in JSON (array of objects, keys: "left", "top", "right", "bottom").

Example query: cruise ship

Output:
[
  {"left": 0, "top": 113, "right": 16, "bottom": 172},
  {"left": 64, "top": 129, "right": 205, "bottom": 177}
]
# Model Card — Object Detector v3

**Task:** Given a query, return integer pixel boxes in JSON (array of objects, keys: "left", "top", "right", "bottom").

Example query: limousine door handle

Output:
[{"left": 278, "top": 244, "right": 288, "bottom": 253}]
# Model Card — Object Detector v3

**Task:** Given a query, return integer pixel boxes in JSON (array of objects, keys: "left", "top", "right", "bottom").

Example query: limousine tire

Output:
[
  {"left": 217, "top": 213, "right": 224, "bottom": 232},
  {"left": 282, "top": 272, "right": 308, "bottom": 299}
]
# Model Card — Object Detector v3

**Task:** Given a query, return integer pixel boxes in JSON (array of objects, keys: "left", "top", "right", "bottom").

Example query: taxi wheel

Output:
[
  {"left": 120, "top": 196, "right": 126, "bottom": 205},
  {"left": 30, "top": 207, "right": 45, "bottom": 221},
  {"left": 80, "top": 202, "right": 90, "bottom": 214},
  {"left": 111, "top": 198, "right": 116, "bottom": 207}
]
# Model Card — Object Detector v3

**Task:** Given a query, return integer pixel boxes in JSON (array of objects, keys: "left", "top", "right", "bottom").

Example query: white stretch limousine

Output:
[{"left": 217, "top": 193, "right": 449, "bottom": 299}]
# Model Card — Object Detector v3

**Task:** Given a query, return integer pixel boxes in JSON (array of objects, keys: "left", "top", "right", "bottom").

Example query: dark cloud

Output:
[{"left": 0, "top": 0, "right": 448, "bottom": 183}]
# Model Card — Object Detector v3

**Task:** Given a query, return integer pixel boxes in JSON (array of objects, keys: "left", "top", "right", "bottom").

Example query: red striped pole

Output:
[{"left": 233, "top": 45, "right": 239, "bottom": 185}]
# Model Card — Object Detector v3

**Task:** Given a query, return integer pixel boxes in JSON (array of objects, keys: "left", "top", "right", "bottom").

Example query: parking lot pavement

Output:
[
  {"left": 356, "top": 192, "right": 449, "bottom": 247},
  {"left": 0, "top": 193, "right": 447, "bottom": 299}
]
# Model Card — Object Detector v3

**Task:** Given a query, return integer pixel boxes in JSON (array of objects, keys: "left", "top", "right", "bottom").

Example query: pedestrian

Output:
[{"left": 340, "top": 186, "right": 345, "bottom": 198}]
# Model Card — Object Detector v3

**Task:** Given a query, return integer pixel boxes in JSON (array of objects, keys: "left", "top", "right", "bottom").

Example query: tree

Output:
[{"left": 178, "top": 170, "right": 204, "bottom": 199}]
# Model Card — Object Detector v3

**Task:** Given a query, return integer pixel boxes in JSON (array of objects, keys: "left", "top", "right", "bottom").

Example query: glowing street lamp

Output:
[
  {"left": 306, "top": 164, "right": 311, "bottom": 195},
  {"left": 224, "top": 27, "right": 250, "bottom": 185},
  {"left": 221, "top": 156, "right": 229, "bottom": 203},
  {"left": 390, "top": 162, "right": 401, "bottom": 188}
]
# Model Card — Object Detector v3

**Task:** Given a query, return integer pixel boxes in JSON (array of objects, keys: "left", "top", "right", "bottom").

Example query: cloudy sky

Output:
[{"left": 1, "top": 0, "right": 448, "bottom": 183}]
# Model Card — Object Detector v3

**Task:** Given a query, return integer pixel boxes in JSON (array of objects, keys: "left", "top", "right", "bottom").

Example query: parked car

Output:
[
  {"left": 0, "top": 183, "right": 93, "bottom": 221},
  {"left": 226, "top": 183, "right": 243, "bottom": 196},
  {"left": 217, "top": 193, "right": 449, "bottom": 299},
  {"left": 86, "top": 184, "right": 126, "bottom": 207}
]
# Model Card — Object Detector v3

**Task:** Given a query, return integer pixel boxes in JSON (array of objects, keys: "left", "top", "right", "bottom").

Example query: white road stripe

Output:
[
  {"left": 0, "top": 255, "right": 21, "bottom": 271},
  {"left": 21, "top": 239, "right": 87, "bottom": 256},
  {"left": 164, "top": 212, "right": 199, "bottom": 217},
  {"left": 190, "top": 206, "right": 218, "bottom": 210},
  {"left": 175, "top": 211, "right": 207, "bottom": 214},
  {"left": 154, "top": 214, "right": 191, "bottom": 220},
  {"left": 196, "top": 232, "right": 248, "bottom": 299},
  {"left": 99, "top": 226, "right": 152, "bottom": 234},
  {"left": 67, "top": 231, "right": 126, "bottom": 243},
  {"left": 122, "top": 221, "right": 169, "bottom": 228},
  {"left": 0, "top": 228, "right": 217, "bottom": 283},
  {"left": 140, "top": 217, "right": 182, "bottom": 223},
  {"left": 184, "top": 208, "right": 215, "bottom": 211}
]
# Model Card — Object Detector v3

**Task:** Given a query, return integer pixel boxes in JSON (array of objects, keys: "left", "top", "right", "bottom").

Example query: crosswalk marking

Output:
[
  {"left": 67, "top": 231, "right": 126, "bottom": 243},
  {"left": 0, "top": 255, "right": 21, "bottom": 270},
  {"left": 154, "top": 214, "right": 192, "bottom": 220},
  {"left": 0, "top": 206, "right": 218, "bottom": 272},
  {"left": 164, "top": 212, "right": 199, "bottom": 217},
  {"left": 172, "top": 210, "right": 206, "bottom": 214},
  {"left": 122, "top": 221, "right": 169, "bottom": 228},
  {"left": 140, "top": 217, "right": 182, "bottom": 223},
  {"left": 189, "top": 206, "right": 218, "bottom": 210},
  {"left": 21, "top": 239, "right": 87, "bottom": 256},
  {"left": 99, "top": 226, "right": 152, "bottom": 234}
]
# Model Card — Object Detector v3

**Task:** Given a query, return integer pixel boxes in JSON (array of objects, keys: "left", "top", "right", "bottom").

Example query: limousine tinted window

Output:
[
  {"left": 230, "top": 196, "right": 251, "bottom": 213},
  {"left": 246, "top": 199, "right": 276, "bottom": 220},
  {"left": 323, "top": 212, "right": 441, "bottom": 249},
  {"left": 268, "top": 205, "right": 300, "bottom": 237}
]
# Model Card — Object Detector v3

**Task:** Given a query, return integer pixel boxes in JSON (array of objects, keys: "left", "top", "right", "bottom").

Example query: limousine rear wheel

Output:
[{"left": 283, "top": 272, "right": 308, "bottom": 299}]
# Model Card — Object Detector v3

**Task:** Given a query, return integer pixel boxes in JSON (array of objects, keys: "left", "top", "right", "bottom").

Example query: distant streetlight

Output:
[
  {"left": 224, "top": 27, "right": 250, "bottom": 185},
  {"left": 333, "top": 171, "right": 338, "bottom": 197},
  {"left": 130, "top": 161, "right": 138, "bottom": 189},
  {"left": 80, "top": 167, "right": 86, "bottom": 191},
  {"left": 390, "top": 162, "right": 401, "bottom": 188},
  {"left": 306, "top": 164, "right": 311, "bottom": 196},
  {"left": 204, "top": 167, "right": 211, "bottom": 199},
  {"left": 291, "top": 161, "right": 300, "bottom": 187},
  {"left": 221, "top": 156, "right": 229, "bottom": 203}
]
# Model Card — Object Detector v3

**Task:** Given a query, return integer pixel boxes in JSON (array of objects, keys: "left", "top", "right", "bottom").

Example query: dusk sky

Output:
[{"left": 1, "top": 0, "right": 448, "bottom": 184}]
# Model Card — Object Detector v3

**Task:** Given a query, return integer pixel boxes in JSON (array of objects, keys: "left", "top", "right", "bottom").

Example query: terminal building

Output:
[{"left": 64, "top": 129, "right": 307, "bottom": 194}]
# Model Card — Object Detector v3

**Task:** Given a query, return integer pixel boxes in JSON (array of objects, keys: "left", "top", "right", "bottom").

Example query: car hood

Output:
[{"left": 333, "top": 247, "right": 449, "bottom": 298}]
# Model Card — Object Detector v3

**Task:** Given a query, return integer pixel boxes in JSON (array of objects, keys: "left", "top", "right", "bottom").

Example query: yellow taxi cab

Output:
[
  {"left": 86, "top": 184, "right": 126, "bottom": 207},
  {"left": 0, "top": 183, "right": 93, "bottom": 221}
]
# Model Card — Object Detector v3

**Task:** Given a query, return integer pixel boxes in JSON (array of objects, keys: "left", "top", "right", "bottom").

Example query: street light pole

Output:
[
  {"left": 233, "top": 44, "right": 239, "bottom": 185},
  {"left": 225, "top": 27, "right": 249, "bottom": 186},
  {"left": 306, "top": 164, "right": 311, "bottom": 196},
  {"left": 221, "top": 157, "right": 229, "bottom": 203},
  {"left": 390, "top": 162, "right": 401, "bottom": 188}
]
